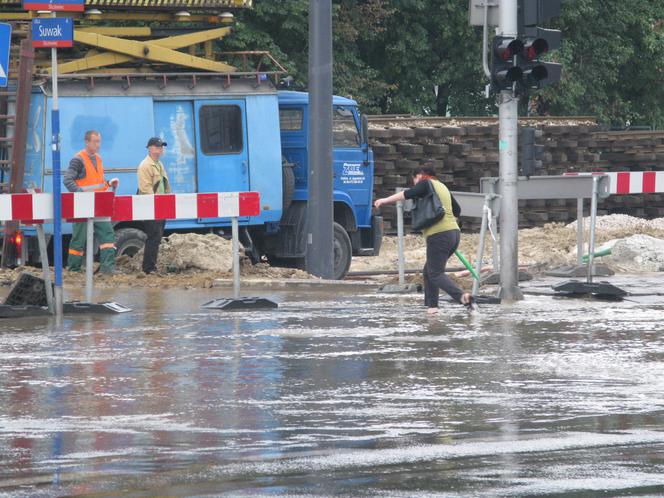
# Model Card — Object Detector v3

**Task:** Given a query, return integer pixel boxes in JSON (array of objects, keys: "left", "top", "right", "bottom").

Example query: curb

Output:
[{"left": 213, "top": 278, "right": 380, "bottom": 291}]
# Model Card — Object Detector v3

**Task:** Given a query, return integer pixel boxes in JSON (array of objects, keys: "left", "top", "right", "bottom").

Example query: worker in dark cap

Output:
[{"left": 137, "top": 136, "right": 171, "bottom": 274}]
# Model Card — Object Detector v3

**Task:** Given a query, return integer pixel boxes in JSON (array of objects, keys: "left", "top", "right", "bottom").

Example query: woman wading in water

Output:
[{"left": 374, "top": 162, "right": 477, "bottom": 314}]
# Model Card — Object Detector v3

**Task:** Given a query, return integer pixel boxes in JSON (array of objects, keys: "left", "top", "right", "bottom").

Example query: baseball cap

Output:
[{"left": 147, "top": 137, "right": 167, "bottom": 147}]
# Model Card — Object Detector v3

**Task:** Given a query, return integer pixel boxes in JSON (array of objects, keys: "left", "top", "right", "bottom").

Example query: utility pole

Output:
[
  {"left": 306, "top": 0, "right": 334, "bottom": 279},
  {"left": 497, "top": 0, "right": 523, "bottom": 301}
]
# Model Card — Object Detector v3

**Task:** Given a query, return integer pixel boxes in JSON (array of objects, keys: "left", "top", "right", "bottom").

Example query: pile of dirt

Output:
[
  {"left": 350, "top": 214, "right": 664, "bottom": 274},
  {"left": 0, "top": 233, "right": 313, "bottom": 290},
  {"left": 607, "top": 234, "right": 664, "bottom": 272},
  {"left": 117, "top": 233, "right": 234, "bottom": 273},
  {"left": 111, "top": 232, "right": 312, "bottom": 287}
]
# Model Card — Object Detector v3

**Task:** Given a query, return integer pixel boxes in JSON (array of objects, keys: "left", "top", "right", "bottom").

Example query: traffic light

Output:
[
  {"left": 491, "top": 36, "right": 524, "bottom": 92},
  {"left": 517, "top": 0, "right": 562, "bottom": 90},
  {"left": 520, "top": 127, "right": 544, "bottom": 177}
]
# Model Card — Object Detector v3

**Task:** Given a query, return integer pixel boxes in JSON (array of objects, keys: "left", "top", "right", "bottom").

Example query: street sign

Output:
[
  {"left": 31, "top": 17, "right": 73, "bottom": 48},
  {"left": 23, "top": 0, "right": 84, "bottom": 11},
  {"left": 0, "top": 23, "right": 11, "bottom": 87}
]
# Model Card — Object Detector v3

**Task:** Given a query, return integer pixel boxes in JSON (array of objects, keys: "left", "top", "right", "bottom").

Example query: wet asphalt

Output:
[{"left": 1, "top": 275, "right": 664, "bottom": 496}]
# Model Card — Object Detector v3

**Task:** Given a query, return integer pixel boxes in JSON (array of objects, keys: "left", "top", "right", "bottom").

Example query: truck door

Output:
[
  {"left": 333, "top": 106, "right": 371, "bottom": 226},
  {"left": 194, "top": 99, "right": 249, "bottom": 195}
]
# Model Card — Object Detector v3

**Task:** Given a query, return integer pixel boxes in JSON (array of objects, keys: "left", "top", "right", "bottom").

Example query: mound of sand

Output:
[
  {"left": 117, "top": 233, "right": 234, "bottom": 273},
  {"left": 350, "top": 214, "right": 664, "bottom": 273}
]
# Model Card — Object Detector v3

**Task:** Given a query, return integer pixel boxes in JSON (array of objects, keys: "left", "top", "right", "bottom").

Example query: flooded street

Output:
[{"left": 1, "top": 277, "right": 664, "bottom": 496}]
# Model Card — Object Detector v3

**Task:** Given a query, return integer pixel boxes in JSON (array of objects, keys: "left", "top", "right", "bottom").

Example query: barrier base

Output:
[
  {"left": 202, "top": 297, "right": 279, "bottom": 311},
  {"left": 545, "top": 264, "right": 614, "bottom": 278},
  {"left": 552, "top": 280, "right": 627, "bottom": 299},
  {"left": 481, "top": 270, "right": 532, "bottom": 285},
  {"left": 63, "top": 301, "right": 133, "bottom": 314},
  {"left": 378, "top": 283, "right": 421, "bottom": 293},
  {"left": 0, "top": 304, "right": 52, "bottom": 319},
  {"left": 474, "top": 295, "right": 502, "bottom": 305},
  {"left": 4, "top": 272, "right": 52, "bottom": 307}
]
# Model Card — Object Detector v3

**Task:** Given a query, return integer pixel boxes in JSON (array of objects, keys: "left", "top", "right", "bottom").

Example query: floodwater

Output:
[{"left": 1, "top": 276, "right": 664, "bottom": 497}]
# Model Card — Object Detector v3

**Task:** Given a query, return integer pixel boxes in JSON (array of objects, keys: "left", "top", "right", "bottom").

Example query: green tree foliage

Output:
[
  {"left": 546, "top": 0, "right": 664, "bottom": 127},
  {"left": 231, "top": 1, "right": 664, "bottom": 124}
]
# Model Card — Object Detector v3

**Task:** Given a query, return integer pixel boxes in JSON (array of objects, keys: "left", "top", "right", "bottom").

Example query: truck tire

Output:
[
  {"left": 115, "top": 227, "right": 146, "bottom": 258},
  {"left": 282, "top": 161, "right": 295, "bottom": 212},
  {"left": 333, "top": 222, "right": 352, "bottom": 280}
]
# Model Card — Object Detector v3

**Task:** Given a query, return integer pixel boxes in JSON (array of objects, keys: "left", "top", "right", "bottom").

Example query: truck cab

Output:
[{"left": 248, "top": 91, "right": 382, "bottom": 278}]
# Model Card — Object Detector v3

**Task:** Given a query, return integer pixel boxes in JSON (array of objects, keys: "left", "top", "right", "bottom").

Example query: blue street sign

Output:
[
  {"left": 0, "top": 23, "right": 11, "bottom": 88},
  {"left": 23, "top": 0, "right": 84, "bottom": 12},
  {"left": 31, "top": 17, "right": 74, "bottom": 48}
]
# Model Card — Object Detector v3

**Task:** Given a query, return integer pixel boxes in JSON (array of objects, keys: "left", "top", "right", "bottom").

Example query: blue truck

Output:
[{"left": 2, "top": 76, "right": 382, "bottom": 279}]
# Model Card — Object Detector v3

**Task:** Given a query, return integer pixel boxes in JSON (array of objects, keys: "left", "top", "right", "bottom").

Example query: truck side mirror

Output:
[{"left": 361, "top": 114, "right": 369, "bottom": 144}]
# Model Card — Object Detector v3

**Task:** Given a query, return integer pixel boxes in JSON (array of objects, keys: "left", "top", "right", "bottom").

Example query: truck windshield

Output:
[{"left": 333, "top": 107, "right": 360, "bottom": 148}]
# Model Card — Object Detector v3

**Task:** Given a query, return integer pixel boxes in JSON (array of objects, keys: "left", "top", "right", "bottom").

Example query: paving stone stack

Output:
[{"left": 368, "top": 119, "right": 664, "bottom": 231}]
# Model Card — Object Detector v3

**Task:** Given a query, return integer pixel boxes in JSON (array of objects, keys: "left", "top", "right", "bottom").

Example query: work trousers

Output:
[
  {"left": 142, "top": 220, "right": 165, "bottom": 273},
  {"left": 67, "top": 221, "right": 116, "bottom": 273},
  {"left": 423, "top": 229, "right": 464, "bottom": 308}
]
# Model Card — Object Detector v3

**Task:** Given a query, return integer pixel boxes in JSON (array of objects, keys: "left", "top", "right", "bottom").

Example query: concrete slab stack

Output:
[{"left": 368, "top": 118, "right": 664, "bottom": 231}]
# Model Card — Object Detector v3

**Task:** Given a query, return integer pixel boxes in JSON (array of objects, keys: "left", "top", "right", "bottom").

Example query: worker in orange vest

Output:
[{"left": 63, "top": 130, "right": 119, "bottom": 274}]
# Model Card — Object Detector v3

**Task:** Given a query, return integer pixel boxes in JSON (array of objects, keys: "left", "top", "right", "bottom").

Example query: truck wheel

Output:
[
  {"left": 282, "top": 161, "right": 295, "bottom": 212},
  {"left": 115, "top": 228, "right": 146, "bottom": 258},
  {"left": 333, "top": 222, "right": 352, "bottom": 280}
]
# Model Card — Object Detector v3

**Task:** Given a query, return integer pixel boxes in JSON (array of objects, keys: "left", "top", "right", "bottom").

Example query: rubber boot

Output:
[
  {"left": 99, "top": 248, "right": 116, "bottom": 274},
  {"left": 67, "top": 253, "right": 84, "bottom": 272}
]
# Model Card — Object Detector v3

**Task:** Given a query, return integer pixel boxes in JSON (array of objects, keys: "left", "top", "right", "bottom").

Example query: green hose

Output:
[
  {"left": 455, "top": 250, "right": 479, "bottom": 281},
  {"left": 582, "top": 248, "right": 612, "bottom": 262}
]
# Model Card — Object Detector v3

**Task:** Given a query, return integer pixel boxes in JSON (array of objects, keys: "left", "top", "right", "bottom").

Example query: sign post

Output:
[
  {"left": 50, "top": 13, "right": 65, "bottom": 319},
  {"left": 27, "top": 5, "right": 78, "bottom": 319}
]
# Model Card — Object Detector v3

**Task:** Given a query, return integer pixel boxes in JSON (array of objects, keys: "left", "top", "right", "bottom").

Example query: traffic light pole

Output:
[
  {"left": 497, "top": 0, "right": 523, "bottom": 301},
  {"left": 306, "top": 0, "right": 334, "bottom": 279}
]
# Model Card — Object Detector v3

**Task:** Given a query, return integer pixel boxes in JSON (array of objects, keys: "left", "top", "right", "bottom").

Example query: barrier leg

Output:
[
  {"left": 85, "top": 218, "right": 94, "bottom": 303},
  {"left": 552, "top": 175, "right": 625, "bottom": 299},
  {"left": 377, "top": 199, "right": 419, "bottom": 294},
  {"left": 491, "top": 213, "right": 499, "bottom": 271},
  {"left": 576, "top": 198, "right": 584, "bottom": 266},
  {"left": 472, "top": 205, "right": 489, "bottom": 296},
  {"left": 200, "top": 216, "right": 278, "bottom": 310},
  {"left": 396, "top": 200, "right": 405, "bottom": 286},
  {"left": 587, "top": 177, "right": 598, "bottom": 284},
  {"left": 36, "top": 225, "right": 54, "bottom": 313},
  {"left": 232, "top": 216, "right": 240, "bottom": 299}
]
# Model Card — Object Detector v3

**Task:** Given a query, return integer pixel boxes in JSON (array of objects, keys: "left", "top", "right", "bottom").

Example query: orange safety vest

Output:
[{"left": 75, "top": 150, "right": 109, "bottom": 192}]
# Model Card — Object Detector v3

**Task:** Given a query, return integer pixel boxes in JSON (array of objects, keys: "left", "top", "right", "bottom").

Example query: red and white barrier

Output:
[
  {"left": 0, "top": 191, "right": 115, "bottom": 222},
  {"left": 0, "top": 191, "right": 261, "bottom": 222},
  {"left": 112, "top": 192, "right": 260, "bottom": 221},
  {"left": 564, "top": 171, "right": 664, "bottom": 195}
]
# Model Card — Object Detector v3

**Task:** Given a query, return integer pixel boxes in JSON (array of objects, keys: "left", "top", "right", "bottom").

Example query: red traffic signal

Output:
[{"left": 491, "top": 37, "right": 525, "bottom": 91}]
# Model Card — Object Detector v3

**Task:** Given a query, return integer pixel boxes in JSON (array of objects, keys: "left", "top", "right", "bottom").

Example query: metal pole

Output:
[
  {"left": 396, "top": 200, "right": 405, "bottom": 285},
  {"left": 491, "top": 213, "right": 499, "bottom": 271},
  {"left": 305, "top": 0, "right": 334, "bottom": 279},
  {"left": 231, "top": 216, "right": 240, "bottom": 299},
  {"left": 85, "top": 218, "right": 93, "bottom": 302},
  {"left": 587, "top": 177, "right": 599, "bottom": 284},
  {"left": 35, "top": 225, "right": 54, "bottom": 313},
  {"left": 497, "top": 0, "right": 523, "bottom": 301},
  {"left": 576, "top": 198, "right": 584, "bottom": 266},
  {"left": 51, "top": 12, "right": 63, "bottom": 319},
  {"left": 481, "top": 0, "right": 492, "bottom": 78},
  {"left": 472, "top": 202, "right": 490, "bottom": 296}
]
